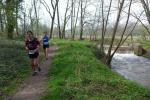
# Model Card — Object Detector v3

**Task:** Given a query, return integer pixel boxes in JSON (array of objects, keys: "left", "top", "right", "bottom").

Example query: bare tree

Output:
[
  {"left": 102, "top": 0, "right": 140, "bottom": 66},
  {"left": 23, "top": 12, "right": 26, "bottom": 34},
  {"left": 100, "top": 0, "right": 105, "bottom": 52},
  {"left": 56, "top": 1, "right": 61, "bottom": 38},
  {"left": 110, "top": 0, "right": 133, "bottom": 59},
  {"left": 5, "top": 0, "right": 15, "bottom": 39},
  {"left": 62, "top": 0, "right": 70, "bottom": 39},
  {"left": 120, "top": 12, "right": 144, "bottom": 45},
  {"left": 71, "top": 0, "right": 74, "bottom": 38},
  {"left": 122, "top": 10, "right": 150, "bottom": 35},
  {"left": 89, "top": 2, "right": 101, "bottom": 41},
  {"left": 0, "top": 10, "right": 3, "bottom": 32},
  {"left": 100, "top": 0, "right": 113, "bottom": 54},
  {"left": 33, "top": 0, "right": 40, "bottom": 36},
  {"left": 72, "top": 0, "right": 81, "bottom": 39},
  {"left": 0, "top": 0, "right": 4, "bottom": 32},
  {"left": 140, "top": 0, "right": 150, "bottom": 24},
  {"left": 40, "top": 0, "right": 59, "bottom": 38},
  {"left": 80, "top": 0, "right": 83, "bottom": 40},
  {"left": 69, "top": 0, "right": 82, "bottom": 39},
  {"left": 104, "top": 0, "right": 125, "bottom": 65},
  {"left": 80, "top": 0, "right": 88, "bottom": 40},
  {"left": 29, "top": 7, "right": 34, "bottom": 32}
]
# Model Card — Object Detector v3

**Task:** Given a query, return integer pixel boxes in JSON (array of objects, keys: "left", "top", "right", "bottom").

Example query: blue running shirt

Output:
[{"left": 43, "top": 35, "right": 49, "bottom": 45}]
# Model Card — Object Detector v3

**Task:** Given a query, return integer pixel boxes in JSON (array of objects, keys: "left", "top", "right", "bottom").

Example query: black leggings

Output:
[{"left": 28, "top": 52, "right": 39, "bottom": 59}]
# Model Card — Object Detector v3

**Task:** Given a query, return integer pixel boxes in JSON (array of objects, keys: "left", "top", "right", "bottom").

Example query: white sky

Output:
[{"left": 23, "top": 0, "right": 146, "bottom": 27}]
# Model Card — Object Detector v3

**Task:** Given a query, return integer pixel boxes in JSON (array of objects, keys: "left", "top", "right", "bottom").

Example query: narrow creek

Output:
[{"left": 111, "top": 53, "right": 150, "bottom": 87}]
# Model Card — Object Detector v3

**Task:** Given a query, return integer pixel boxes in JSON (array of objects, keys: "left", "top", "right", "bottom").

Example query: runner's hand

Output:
[
  {"left": 34, "top": 49, "right": 37, "bottom": 52},
  {"left": 34, "top": 46, "right": 40, "bottom": 52},
  {"left": 25, "top": 47, "right": 29, "bottom": 51}
]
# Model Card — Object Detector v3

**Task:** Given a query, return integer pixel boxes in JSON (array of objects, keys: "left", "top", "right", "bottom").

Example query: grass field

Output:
[{"left": 42, "top": 39, "right": 150, "bottom": 100}]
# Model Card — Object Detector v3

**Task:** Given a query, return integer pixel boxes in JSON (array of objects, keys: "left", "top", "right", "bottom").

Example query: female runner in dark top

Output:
[{"left": 25, "top": 31, "right": 41, "bottom": 76}]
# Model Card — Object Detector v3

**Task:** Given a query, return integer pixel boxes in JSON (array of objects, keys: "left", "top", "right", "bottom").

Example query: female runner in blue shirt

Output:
[{"left": 42, "top": 32, "right": 49, "bottom": 60}]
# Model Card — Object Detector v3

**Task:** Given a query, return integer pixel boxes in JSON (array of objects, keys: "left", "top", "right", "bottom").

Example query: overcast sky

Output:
[{"left": 23, "top": 0, "right": 145, "bottom": 27}]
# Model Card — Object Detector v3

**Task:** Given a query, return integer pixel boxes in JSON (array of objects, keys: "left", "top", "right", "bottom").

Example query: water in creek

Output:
[{"left": 111, "top": 53, "right": 150, "bottom": 87}]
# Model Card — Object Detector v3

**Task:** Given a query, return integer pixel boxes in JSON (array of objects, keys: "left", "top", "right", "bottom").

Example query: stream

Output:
[{"left": 111, "top": 53, "right": 150, "bottom": 87}]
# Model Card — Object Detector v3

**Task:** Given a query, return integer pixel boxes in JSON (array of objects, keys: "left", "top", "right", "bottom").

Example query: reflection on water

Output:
[{"left": 111, "top": 53, "right": 150, "bottom": 87}]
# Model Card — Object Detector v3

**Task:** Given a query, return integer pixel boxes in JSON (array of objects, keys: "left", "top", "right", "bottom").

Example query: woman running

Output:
[
  {"left": 42, "top": 31, "right": 49, "bottom": 60},
  {"left": 25, "top": 31, "right": 41, "bottom": 76}
]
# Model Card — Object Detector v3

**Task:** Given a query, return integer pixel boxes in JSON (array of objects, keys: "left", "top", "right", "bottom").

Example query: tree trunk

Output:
[
  {"left": 111, "top": 0, "right": 133, "bottom": 58},
  {"left": 100, "top": 0, "right": 105, "bottom": 53},
  {"left": 62, "top": 0, "right": 70, "bottom": 39},
  {"left": 0, "top": 9, "right": 4, "bottom": 32},
  {"left": 73, "top": 0, "right": 80, "bottom": 39},
  {"left": 50, "top": 13, "right": 56, "bottom": 38},
  {"left": 106, "top": 0, "right": 125, "bottom": 65},
  {"left": 23, "top": 12, "right": 26, "bottom": 34},
  {"left": 49, "top": 0, "right": 59, "bottom": 38},
  {"left": 80, "top": 0, "right": 83, "bottom": 40},
  {"left": 33, "top": 0, "right": 39, "bottom": 36},
  {"left": 6, "top": 0, "right": 15, "bottom": 39},
  {"left": 140, "top": 0, "right": 150, "bottom": 25},
  {"left": 56, "top": 2, "right": 61, "bottom": 39},
  {"left": 15, "top": 0, "right": 19, "bottom": 36},
  {"left": 71, "top": 0, "right": 74, "bottom": 39}
]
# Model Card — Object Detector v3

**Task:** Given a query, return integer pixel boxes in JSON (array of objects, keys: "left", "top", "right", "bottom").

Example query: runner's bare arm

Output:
[
  {"left": 25, "top": 46, "right": 28, "bottom": 50},
  {"left": 34, "top": 39, "right": 40, "bottom": 52},
  {"left": 25, "top": 41, "right": 29, "bottom": 51},
  {"left": 34, "top": 45, "right": 40, "bottom": 52}
]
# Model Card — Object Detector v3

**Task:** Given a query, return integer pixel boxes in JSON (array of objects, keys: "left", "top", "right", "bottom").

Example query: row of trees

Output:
[
  {"left": 1, "top": 0, "right": 150, "bottom": 40},
  {"left": 0, "top": 0, "right": 150, "bottom": 38},
  {"left": 0, "top": 0, "right": 150, "bottom": 65},
  {"left": 0, "top": 0, "right": 49, "bottom": 38},
  {"left": 40, "top": 0, "right": 91, "bottom": 39},
  {"left": 0, "top": 0, "right": 99, "bottom": 39}
]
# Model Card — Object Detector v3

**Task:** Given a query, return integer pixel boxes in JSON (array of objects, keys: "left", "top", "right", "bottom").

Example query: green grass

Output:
[
  {"left": 42, "top": 39, "right": 150, "bottom": 100},
  {"left": 141, "top": 40, "right": 150, "bottom": 49},
  {"left": 141, "top": 40, "right": 150, "bottom": 59},
  {"left": 0, "top": 39, "right": 31, "bottom": 98}
]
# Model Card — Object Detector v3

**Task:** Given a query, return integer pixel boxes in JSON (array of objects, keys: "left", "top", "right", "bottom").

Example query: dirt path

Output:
[{"left": 9, "top": 45, "right": 58, "bottom": 100}]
